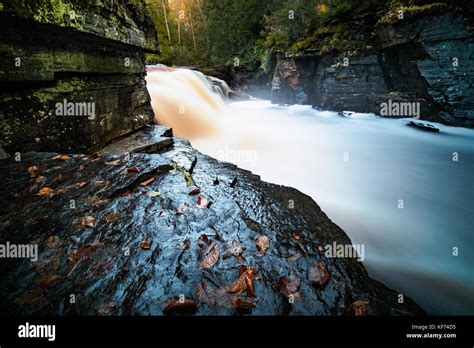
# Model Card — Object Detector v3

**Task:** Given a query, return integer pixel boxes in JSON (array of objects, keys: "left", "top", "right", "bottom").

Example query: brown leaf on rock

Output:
[
  {"left": 28, "top": 166, "right": 39, "bottom": 177},
  {"left": 198, "top": 244, "right": 219, "bottom": 270},
  {"left": 309, "top": 261, "right": 330, "bottom": 288},
  {"left": 197, "top": 234, "right": 212, "bottom": 258},
  {"left": 95, "top": 179, "right": 110, "bottom": 186},
  {"left": 37, "top": 274, "right": 64, "bottom": 288},
  {"left": 89, "top": 153, "right": 101, "bottom": 161},
  {"left": 52, "top": 155, "right": 71, "bottom": 161},
  {"left": 52, "top": 172, "right": 69, "bottom": 182},
  {"left": 140, "top": 177, "right": 155, "bottom": 186},
  {"left": 96, "top": 301, "right": 117, "bottom": 314},
  {"left": 35, "top": 176, "right": 47, "bottom": 184},
  {"left": 196, "top": 281, "right": 215, "bottom": 306},
  {"left": 105, "top": 212, "right": 119, "bottom": 223},
  {"left": 75, "top": 181, "right": 89, "bottom": 188},
  {"left": 46, "top": 235, "right": 60, "bottom": 248},
  {"left": 85, "top": 196, "right": 108, "bottom": 206},
  {"left": 278, "top": 275, "right": 301, "bottom": 298},
  {"left": 255, "top": 235, "right": 269, "bottom": 255},
  {"left": 350, "top": 300, "right": 369, "bottom": 316},
  {"left": 188, "top": 188, "right": 201, "bottom": 195},
  {"left": 226, "top": 266, "right": 257, "bottom": 297},
  {"left": 105, "top": 159, "right": 121, "bottom": 166},
  {"left": 72, "top": 215, "right": 96, "bottom": 228},
  {"left": 35, "top": 187, "right": 55, "bottom": 197},
  {"left": 162, "top": 297, "right": 197, "bottom": 315},
  {"left": 126, "top": 166, "right": 141, "bottom": 173},
  {"left": 68, "top": 242, "right": 104, "bottom": 262},
  {"left": 140, "top": 239, "right": 152, "bottom": 250},
  {"left": 215, "top": 286, "right": 258, "bottom": 309},
  {"left": 196, "top": 195, "right": 210, "bottom": 208}
]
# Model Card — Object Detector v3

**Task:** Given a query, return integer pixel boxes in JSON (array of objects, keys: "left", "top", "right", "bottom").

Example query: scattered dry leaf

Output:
[
  {"left": 255, "top": 235, "right": 269, "bottom": 255},
  {"left": 351, "top": 300, "right": 369, "bottom": 316},
  {"left": 126, "top": 166, "right": 141, "bottom": 173},
  {"left": 278, "top": 275, "right": 301, "bottom": 298},
  {"left": 96, "top": 301, "right": 117, "bottom": 314},
  {"left": 150, "top": 191, "right": 161, "bottom": 197},
  {"left": 46, "top": 236, "right": 60, "bottom": 248},
  {"left": 105, "top": 212, "right": 119, "bottom": 223},
  {"left": 52, "top": 155, "right": 71, "bottom": 161},
  {"left": 198, "top": 244, "right": 219, "bottom": 270},
  {"left": 196, "top": 195, "right": 210, "bottom": 208},
  {"left": 52, "top": 172, "right": 69, "bottom": 182},
  {"left": 162, "top": 297, "right": 197, "bottom": 315},
  {"left": 72, "top": 215, "right": 96, "bottom": 228},
  {"left": 95, "top": 179, "right": 110, "bottom": 186},
  {"left": 75, "top": 181, "right": 89, "bottom": 188},
  {"left": 140, "top": 239, "right": 152, "bottom": 250},
  {"left": 223, "top": 240, "right": 244, "bottom": 259},
  {"left": 196, "top": 281, "right": 215, "bottom": 306},
  {"left": 105, "top": 159, "right": 121, "bottom": 166},
  {"left": 68, "top": 242, "right": 104, "bottom": 262},
  {"left": 28, "top": 166, "right": 39, "bottom": 177},
  {"left": 140, "top": 177, "right": 155, "bottom": 186},
  {"left": 293, "top": 235, "right": 301, "bottom": 241},
  {"left": 309, "top": 261, "right": 330, "bottom": 288},
  {"left": 35, "top": 187, "right": 55, "bottom": 196},
  {"left": 35, "top": 176, "right": 47, "bottom": 184},
  {"left": 188, "top": 188, "right": 201, "bottom": 195}
]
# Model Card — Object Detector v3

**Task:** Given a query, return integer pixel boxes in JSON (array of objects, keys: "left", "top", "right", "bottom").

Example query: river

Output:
[{"left": 146, "top": 68, "right": 474, "bottom": 315}]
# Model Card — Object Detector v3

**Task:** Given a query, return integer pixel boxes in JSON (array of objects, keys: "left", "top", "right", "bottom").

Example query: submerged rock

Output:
[{"left": 0, "top": 126, "right": 424, "bottom": 315}]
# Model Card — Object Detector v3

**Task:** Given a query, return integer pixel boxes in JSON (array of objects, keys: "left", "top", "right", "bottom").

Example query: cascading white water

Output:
[{"left": 146, "top": 67, "right": 474, "bottom": 315}]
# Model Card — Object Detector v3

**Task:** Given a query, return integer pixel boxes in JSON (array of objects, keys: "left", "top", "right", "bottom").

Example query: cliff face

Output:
[
  {"left": 271, "top": 8, "right": 474, "bottom": 127},
  {"left": 0, "top": 0, "right": 159, "bottom": 154}
]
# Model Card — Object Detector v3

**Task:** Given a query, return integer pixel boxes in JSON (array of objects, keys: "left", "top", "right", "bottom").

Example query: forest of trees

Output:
[{"left": 142, "top": 0, "right": 468, "bottom": 74}]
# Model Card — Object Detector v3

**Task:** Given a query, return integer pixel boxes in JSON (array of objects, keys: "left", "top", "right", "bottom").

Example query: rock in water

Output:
[{"left": 0, "top": 128, "right": 425, "bottom": 315}]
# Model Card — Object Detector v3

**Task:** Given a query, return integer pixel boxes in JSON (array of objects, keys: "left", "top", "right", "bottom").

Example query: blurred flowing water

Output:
[{"left": 147, "top": 69, "right": 474, "bottom": 315}]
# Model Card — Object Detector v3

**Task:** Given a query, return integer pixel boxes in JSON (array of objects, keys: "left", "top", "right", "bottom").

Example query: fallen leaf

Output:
[
  {"left": 188, "top": 188, "right": 201, "bottom": 195},
  {"left": 140, "top": 177, "right": 155, "bottom": 186},
  {"left": 226, "top": 266, "right": 257, "bottom": 297},
  {"left": 351, "top": 300, "right": 369, "bottom": 316},
  {"left": 68, "top": 242, "right": 104, "bottom": 261},
  {"left": 197, "top": 234, "right": 213, "bottom": 258},
  {"left": 35, "top": 176, "right": 47, "bottom": 184},
  {"left": 293, "top": 235, "right": 301, "bottom": 241},
  {"left": 105, "top": 159, "right": 121, "bottom": 166},
  {"left": 149, "top": 191, "right": 161, "bottom": 197},
  {"left": 89, "top": 153, "right": 101, "bottom": 161},
  {"left": 162, "top": 297, "right": 197, "bottom": 315},
  {"left": 126, "top": 166, "right": 141, "bottom": 173},
  {"left": 28, "top": 166, "right": 39, "bottom": 177},
  {"left": 196, "top": 281, "right": 215, "bottom": 306},
  {"left": 72, "top": 215, "right": 96, "bottom": 228},
  {"left": 140, "top": 239, "right": 152, "bottom": 250},
  {"left": 215, "top": 287, "right": 257, "bottom": 309},
  {"left": 95, "top": 179, "right": 110, "bottom": 186},
  {"left": 37, "top": 274, "right": 64, "bottom": 288},
  {"left": 52, "top": 173, "right": 69, "bottom": 182},
  {"left": 196, "top": 195, "right": 210, "bottom": 208},
  {"left": 278, "top": 275, "right": 301, "bottom": 298},
  {"left": 255, "top": 235, "right": 269, "bottom": 255},
  {"left": 46, "top": 236, "right": 60, "bottom": 248},
  {"left": 75, "top": 181, "right": 89, "bottom": 188},
  {"left": 52, "top": 155, "right": 71, "bottom": 161},
  {"left": 309, "top": 261, "right": 330, "bottom": 288},
  {"left": 198, "top": 244, "right": 219, "bottom": 270},
  {"left": 105, "top": 212, "right": 119, "bottom": 223},
  {"left": 176, "top": 203, "right": 189, "bottom": 215},
  {"left": 96, "top": 301, "right": 117, "bottom": 314},
  {"left": 35, "top": 187, "right": 55, "bottom": 196}
]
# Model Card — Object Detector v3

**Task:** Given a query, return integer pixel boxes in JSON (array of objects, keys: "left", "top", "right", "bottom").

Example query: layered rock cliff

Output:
[
  {"left": 270, "top": 5, "right": 474, "bottom": 127},
  {"left": 0, "top": 0, "right": 159, "bottom": 154}
]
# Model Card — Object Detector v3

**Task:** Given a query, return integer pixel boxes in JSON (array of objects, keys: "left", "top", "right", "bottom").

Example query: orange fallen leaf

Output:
[
  {"left": 309, "top": 261, "right": 330, "bottom": 288},
  {"left": 140, "top": 177, "right": 155, "bottom": 186},
  {"left": 105, "top": 159, "right": 121, "bottom": 166},
  {"left": 293, "top": 235, "right": 301, "bottom": 241},
  {"left": 278, "top": 275, "right": 301, "bottom": 298},
  {"left": 36, "top": 187, "right": 55, "bottom": 196},
  {"left": 72, "top": 215, "right": 96, "bottom": 228},
  {"left": 188, "top": 188, "right": 201, "bottom": 195},
  {"left": 198, "top": 243, "right": 219, "bottom": 270},
  {"left": 162, "top": 297, "right": 197, "bottom": 315},
  {"left": 140, "top": 239, "right": 152, "bottom": 250},
  {"left": 28, "top": 166, "right": 39, "bottom": 177},
  {"left": 52, "top": 155, "right": 71, "bottom": 161},
  {"left": 255, "top": 235, "right": 269, "bottom": 255},
  {"left": 75, "top": 181, "right": 89, "bottom": 188},
  {"left": 105, "top": 212, "right": 119, "bottom": 223},
  {"left": 126, "top": 166, "right": 141, "bottom": 173},
  {"left": 351, "top": 300, "right": 369, "bottom": 316}
]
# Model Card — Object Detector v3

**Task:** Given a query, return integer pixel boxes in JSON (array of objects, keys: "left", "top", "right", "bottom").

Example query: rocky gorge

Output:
[
  {"left": 0, "top": 0, "right": 428, "bottom": 316},
  {"left": 266, "top": 4, "right": 474, "bottom": 127}
]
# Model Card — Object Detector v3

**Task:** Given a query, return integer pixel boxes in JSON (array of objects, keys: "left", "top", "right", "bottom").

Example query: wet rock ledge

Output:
[{"left": 0, "top": 125, "right": 424, "bottom": 315}]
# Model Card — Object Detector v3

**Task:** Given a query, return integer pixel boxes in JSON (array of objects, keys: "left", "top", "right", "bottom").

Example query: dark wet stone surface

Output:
[{"left": 0, "top": 126, "right": 425, "bottom": 315}]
